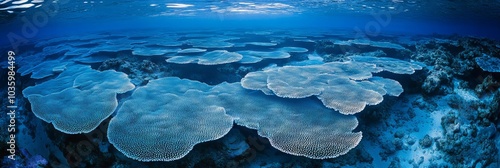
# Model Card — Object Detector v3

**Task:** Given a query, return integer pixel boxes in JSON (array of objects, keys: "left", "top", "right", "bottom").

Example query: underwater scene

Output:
[{"left": 1, "top": 0, "right": 500, "bottom": 168}]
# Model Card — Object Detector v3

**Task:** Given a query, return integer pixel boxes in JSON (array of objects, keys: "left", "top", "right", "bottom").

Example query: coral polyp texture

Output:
[
  {"left": 279, "top": 47, "right": 309, "bottom": 53},
  {"left": 177, "top": 48, "right": 207, "bottom": 54},
  {"left": 241, "top": 59, "right": 414, "bottom": 114},
  {"left": 12, "top": 28, "right": 498, "bottom": 167},
  {"left": 166, "top": 50, "right": 243, "bottom": 65},
  {"left": 246, "top": 42, "right": 278, "bottom": 46},
  {"left": 106, "top": 77, "right": 363, "bottom": 161},
  {"left": 212, "top": 83, "right": 363, "bottom": 159},
  {"left": 22, "top": 65, "right": 135, "bottom": 134},
  {"left": 348, "top": 56, "right": 423, "bottom": 74},
  {"left": 475, "top": 54, "right": 500, "bottom": 72},
  {"left": 28, "top": 88, "right": 119, "bottom": 134},
  {"left": 24, "top": 60, "right": 73, "bottom": 79},
  {"left": 108, "top": 78, "right": 233, "bottom": 162},
  {"left": 237, "top": 50, "right": 291, "bottom": 63},
  {"left": 335, "top": 39, "right": 408, "bottom": 50}
]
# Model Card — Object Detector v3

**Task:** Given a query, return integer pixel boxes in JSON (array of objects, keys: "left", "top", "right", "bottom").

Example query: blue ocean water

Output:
[
  {"left": 1, "top": 1, "right": 500, "bottom": 168},
  {"left": 1, "top": 0, "right": 500, "bottom": 42}
]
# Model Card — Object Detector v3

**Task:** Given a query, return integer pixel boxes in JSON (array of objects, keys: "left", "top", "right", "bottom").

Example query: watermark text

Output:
[{"left": 6, "top": 51, "right": 17, "bottom": 160}]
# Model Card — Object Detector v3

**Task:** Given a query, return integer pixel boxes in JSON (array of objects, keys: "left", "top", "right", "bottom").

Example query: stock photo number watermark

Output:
[{"left": 6, "top": 51, "right": 17, "bottom": 160}]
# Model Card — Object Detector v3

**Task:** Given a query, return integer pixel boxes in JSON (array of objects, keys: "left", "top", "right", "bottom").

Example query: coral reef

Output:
[
  {"left": 6, "top": 29, "right": 500, "bottom": 167},
  {"left": 108, "top": 77, "right": 362, "bottom": 161},
  {"left": 413, "top": 40, "right": 454, "bottom": 94},
  {"left": 421, "top": 69, "right": 452, "bottom": 94},
  {"left": 166, "top": 50, "right": 243, "bottom": 65},
  {"left": 475, "top": 74, "right": 500, "bottom": 97},
  {"left": 438, "top": 111, "right": 498, "bottom": 167},
  {"left": 241, "top": 58, "right": 418, "bottom": 114},
  {"left": 221, "top": 129, "right": 250, "bottom": 158},
  {"left": 419, "top": 134, "right": 433, "bottom": 148},
  {"left": 22, "top": 65, "right": 135, "bottom": 134},
  {"left": 236, "top": 50, "right": 290, "bottom": 64},
  {"left": 99, "top": 57, "right": 165, "bottom": 85},
  {"left": 2, "top": 150, "right": 48, "bottom": 168},
  {"left": 455, "top": 38, "right": 500, "bottom": 74},
  {"left": 476, "top": 54, "right": 500, "bottom": 72},
  {"left": 315, "top": 38, "right": 411, "bottom": 62},
  {"left": 413, "top": 37, "right": 500, "bottom": 94},
  {"left": 436, "top": 81, "right": 499, "bottom": 167}
]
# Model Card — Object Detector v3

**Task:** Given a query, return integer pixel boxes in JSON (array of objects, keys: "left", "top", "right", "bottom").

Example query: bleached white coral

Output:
[
  {"left": 349, "top": 55, "right": 423, "bottom": 74},
  {"left": 23, "top": 65, "right": 135, "bottom": 134},
  {"left": 241, "top": 61, "right": 402, "bottom": 114},
  {"left": 166, "top": 50, "right": 243, "bottom": 65},
  {"left": 107, "top": 77, "right": 363, "bottom": 161}
]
